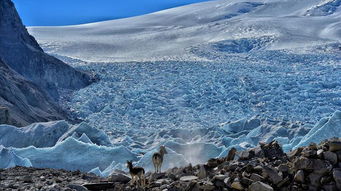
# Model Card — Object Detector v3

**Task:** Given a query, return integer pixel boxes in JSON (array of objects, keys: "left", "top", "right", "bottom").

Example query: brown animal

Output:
[
  {"left": 126, "top": 160, "right": 146, "bottom": 188},
  {"left": 152, "top": 146, "right": 168, "bottom": 173},
  {"left": 225, "top": 147, "right": 237, "bottom": 161}
]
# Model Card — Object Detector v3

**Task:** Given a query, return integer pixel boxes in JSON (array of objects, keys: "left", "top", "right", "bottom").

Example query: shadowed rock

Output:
[
  {"left": 0, "top": 59, "right": 65, "bottom": 126},
  {"left": 0, "top": 0, "right": 94, "bottom": 100}
]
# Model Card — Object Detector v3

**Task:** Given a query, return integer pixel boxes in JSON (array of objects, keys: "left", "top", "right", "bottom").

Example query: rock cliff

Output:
[
  {"left": 0, "top": 0, "right": 93, "bottom": 99},
  {"left": 0, "top": 59, "right": 64, "bottom": 126}
]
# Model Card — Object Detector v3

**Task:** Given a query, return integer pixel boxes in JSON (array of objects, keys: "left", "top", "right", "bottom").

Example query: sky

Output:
[{"left": 13, "top": 0, "right": 212, "bottom": 26}]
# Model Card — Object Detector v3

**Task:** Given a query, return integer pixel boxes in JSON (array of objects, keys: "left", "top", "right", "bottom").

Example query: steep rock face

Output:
[
  {"left": 0, "top": 59, "right": 65, "bottom": 126},
  {"left": 0, "top": 0, "right": 93, "bottom": 99}
]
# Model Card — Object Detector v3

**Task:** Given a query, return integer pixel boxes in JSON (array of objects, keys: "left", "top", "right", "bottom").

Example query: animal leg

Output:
[
  {"left": 158, "top": 163, "right": 162, "bottom": 173},
  {"left": 153, "top": 162, "right": 157, "bottom": 173}
]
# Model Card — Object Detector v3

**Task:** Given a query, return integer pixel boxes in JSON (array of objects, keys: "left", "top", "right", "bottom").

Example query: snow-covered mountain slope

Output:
[{"left": 29, "top": 0, "right": 341, "bottom": 62}]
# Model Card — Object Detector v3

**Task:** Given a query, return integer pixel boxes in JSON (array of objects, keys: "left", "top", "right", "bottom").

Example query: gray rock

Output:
[
  {"left": 294, "top": 170, "right": 305, "bottom": 183},
  {"left": 108, "top": 173, "right": 131, "bottom": 184},
  {"left": 308, "top": 173, "right": 322, "bottom": 187},
  {"left": 198, "top": 181, "right": 215, "bottom": 190},
  {"left": 260, "top": 141, "right": 286, "bottom": 160},
  {"left": 180, "top": 176, "right": 198, "bottom": 181},
  {"left": 294, "top": 157, "right": 332, "bottom": 174},
  {"left": 22, "top": 175, "right": 33, "bottom": 183},
  {"left": 211, "top": 175, "right": 227, "bottom": 188},
  {"left": 249, "top": 181, "right": 274, "bottom": 191},
  {"left": 333, "top": 168, "right": 341, "bottom": 190},
  {"left": 322, "top": 183, "right": 337, "bottom": 191},
  {"left": 231, "top": 181, "right": 244, "bottom": 190},
  {"left": 68, "top": 184, "right": 88, "bottom": 191},
  {"left": 262, "top": 166, "right": 282, "bottom": 184},
  {"left": 329, "top": 142, "right": 341, "bottom": 152},
  {"left": 278, "top": 164, "right": 289, "bottom": 172},
  {"left": 250, "top": 173, "right": 264, "bottom": 182},
  {"left": 324, "top": 151, "right": 338, "bottom": 165},
  {"left": 197, "top": 165, "right": 207, "bottom": 179}
]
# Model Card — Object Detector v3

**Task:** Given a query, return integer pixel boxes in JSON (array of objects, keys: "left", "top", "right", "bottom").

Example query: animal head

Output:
[
  {"left": 126, "top": 160, "right": 133, "bottom": 169},
  {"left": 160, "top": 145, "right": 168, "bottom": 154}
]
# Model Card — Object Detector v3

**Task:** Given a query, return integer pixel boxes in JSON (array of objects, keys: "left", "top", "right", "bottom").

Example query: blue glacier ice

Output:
[
  {"left": 0, "top": 121, "right": 69, "bottom": 148},
  {"left": 13, "top": 137, "right": 136, "bottom": 172},
  {"left": 294, "top": 111, "right": 341, "bottom": 149},
  {"left": 0, "top": 146, "right": 32, "bottom": 169}
]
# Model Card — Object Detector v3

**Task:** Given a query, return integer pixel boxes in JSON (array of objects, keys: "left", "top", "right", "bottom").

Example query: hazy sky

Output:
[{"left": 13, "top": 0, "right": 212, "bottom": 26}]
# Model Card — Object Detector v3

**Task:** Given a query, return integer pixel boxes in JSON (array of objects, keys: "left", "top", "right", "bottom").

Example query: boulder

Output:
[
  {"left": 231, "top": 181, "right": 244, "bottom": 190},
  {"left": 324, "top": 151, "right": 338, "bottom": 165},
  {"left": 248, "top": 181, "right": 274, "bottom": 191},
  {"left": 180, "top": 176, "right": 198, "bottom": 182},
  {"left": 333, "top": 169, "right": 341, "bottom": 190},
  {"left": 308, "top": 173, "right": 322, "bottom": 187},
  {"left": 250, "top": 173, "right": 264, "bottom": 182},
  {"left": 262, "top": 166, "right": 282, "bottom": 184},
  {"left": 68, "top": 184, "right": 88, "bottom": 191},
  {"left": 108, "top": 173, "right": 131, "bottom": 184},
  {"left": 260, "top": 141, "right": 286, "bottom": 160},
  {"left": 294, "top": 170, "right": 305, "bottom": 183},
  {"left": 329, "top": 142, "right": 341, "bottom": 152}
]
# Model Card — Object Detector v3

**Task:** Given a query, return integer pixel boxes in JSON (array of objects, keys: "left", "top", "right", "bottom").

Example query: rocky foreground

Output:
[{"left": 2, "top": 138, "right": 341, "bottom": 191}]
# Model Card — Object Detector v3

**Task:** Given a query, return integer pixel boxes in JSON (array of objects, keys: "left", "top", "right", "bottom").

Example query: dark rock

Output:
[
  {"left": 277, "top": 176, "right": 290, "bottom": 187},
  {"left": 329, "top": 142, "right": 341, "bottom": 152},
  {"left": 302, "top": 149, "right": 317, "bottom": 158},
  {"left": 288, "top": 147, "right": 303, "bottom": 160},
  {"left": 225, "top": 147, "right": 237, "bottom": 161},
  {"left": 333, "top": 168, "right": 341, "bottom": 190},
  {"left": 108, "top": 173, "right": 131, "bottom": 184},
  {"left": 278, "top": 164, "right": 289, "bottom": 172},
  {"left": 324, "top": 151, "right": 338, "bottom": 165},
  {"left": 322, "top": 183, "right": 338, "bottom": 191},
  {"left": 22, "top": 175, "right": 33, "bottom": 183},
  {"left": 206, "top": 158, "right": 220, "bottom": 168},
  {"left": 249, "top": 181, "right": 274, "bottom": 191},
  {"left": 293, "top": 157, "right": 332, "bottom": 174},
  {"left": 260, "top": 141, "right": 286, "bottom": 160},
  {"left": 250, "top": 173, "right": 264, "bottom": 182},
  {"left": 262, "top": 166, "right": 282, "bottom": 184},
  {"left": 320, "top": 176, "right": 332, "bottom": 185},
  {"left": 308, "top": 172, "right": 323, "bottom": 187},
  {"left": 240, "top": 177, "right": 253, "bottom": 186},
  {"left": 211, "top": 175, "right": 227, "bottom": 188},
  {"left": 294, "top": 170, "right": 305, "bottom": 183}
]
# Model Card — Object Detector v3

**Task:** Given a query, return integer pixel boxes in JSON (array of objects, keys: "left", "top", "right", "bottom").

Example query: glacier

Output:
[{"left": 1, "top": 0, "right": 341, "bottom": 176}]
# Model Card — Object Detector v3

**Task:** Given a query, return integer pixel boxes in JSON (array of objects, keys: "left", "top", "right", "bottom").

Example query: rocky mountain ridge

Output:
[
  {"left": 0, "top": 59, "right": 64, "bottom": 126},
  {"left": 0, "top": 0, "right": 95, "bottom": 125}
]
